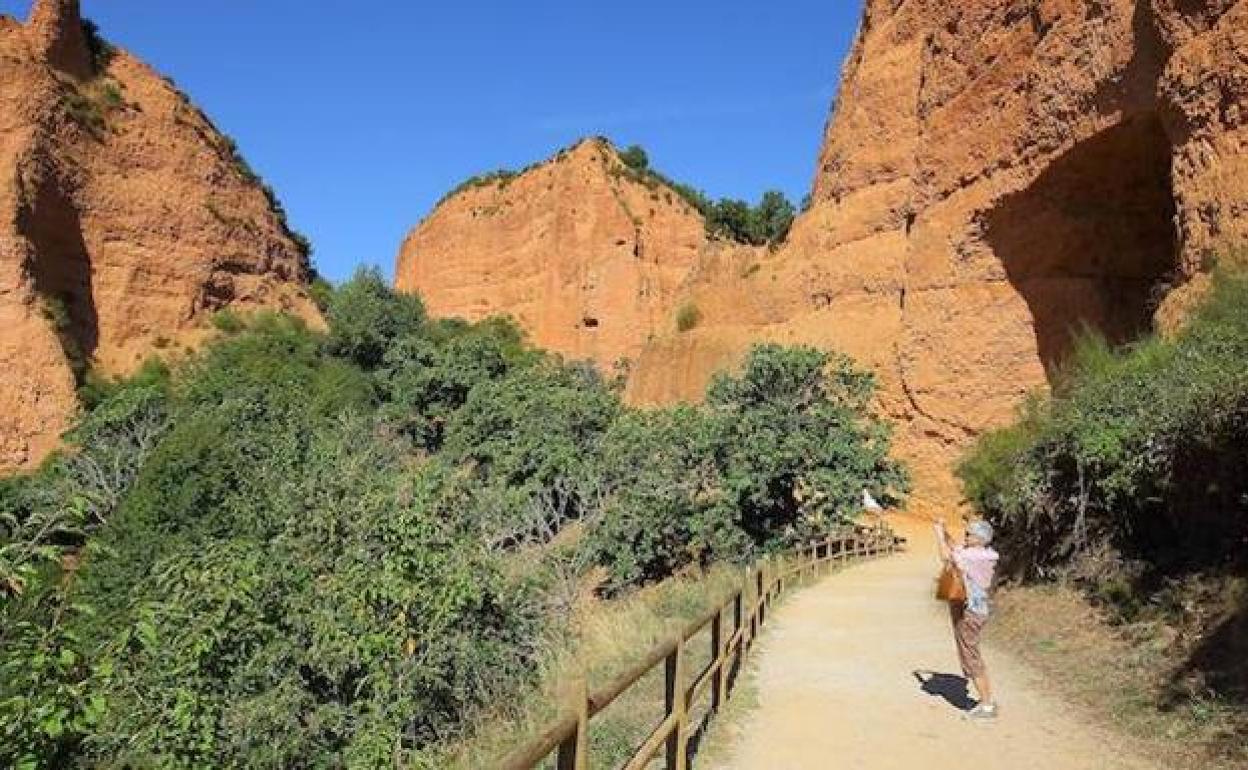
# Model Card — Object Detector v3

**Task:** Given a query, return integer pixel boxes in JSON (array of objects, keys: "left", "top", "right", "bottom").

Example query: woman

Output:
[{"left": 935, "top": 518, "right": 1000, "bottom": 720}]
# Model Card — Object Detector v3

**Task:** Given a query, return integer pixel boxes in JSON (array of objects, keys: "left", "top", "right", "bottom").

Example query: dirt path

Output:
[{"left": 712, "top": 518, "right": 1159, "bottom": 770}]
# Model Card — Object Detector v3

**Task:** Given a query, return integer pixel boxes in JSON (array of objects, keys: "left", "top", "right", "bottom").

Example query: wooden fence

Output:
[{"left": 500, "top": 526, "right": 905, "bottom": 770}]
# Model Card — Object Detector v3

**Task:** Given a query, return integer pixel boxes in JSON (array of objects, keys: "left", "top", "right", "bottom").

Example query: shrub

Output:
[
  {"left": 78, "top": 417, "right": 542, "bottom": 768},
  {"left": 39, "top": 296, "right": 71, "bottom": 331},
  {"left": 0, "top": 311, "right": 545, "bottom": 768},
  {"left": 439, "top": 360, "right": 621, "bottom": 546},
  {"left": 378, "top": 317, "right": 534, "bottom": 451},
  {"left": 584, "top": 406, "right": 741, "bottom": 588},
  {"left": 61, "top": 90, "right": 106, "bottom": 134},
  {"left": 324, "top": 266, "right": 426, "bottom": 369},
  {"left": 754, "top": 190, "right": 796, "bottom": 245},
  {"left": 1, "top": 270, "right": 910, "bottom": 765},
  {"left": 707, "top": 344, "right": 908, "bottom": 542},
  {"left": 675, "top": 302, "right": 701, "bottom": 332},
  {"left": 703, "top": 191, "right": 795, "bottom": 246},
  {"left": 98, "top": 82, "right": 123, "bottom": 110},
  {"left": 619, "top": 145, "right": 649, "bottom": 171},
  {"left": 307, "top": 274, "right": 333, "bottom": 311},
  {"left": 586, "top": 344, "right": 908, "bottom": 588},
  {"left": 211, "top": 308, "right": 246, "bottom": 334},
  {"left": 958, "top": 268, "right": 1248, "bottom": 584}
]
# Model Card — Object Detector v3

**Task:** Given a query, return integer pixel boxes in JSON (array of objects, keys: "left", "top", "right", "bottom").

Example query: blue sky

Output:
[{"left": 3, "top": 1, "right": 864, "bottom": 282}]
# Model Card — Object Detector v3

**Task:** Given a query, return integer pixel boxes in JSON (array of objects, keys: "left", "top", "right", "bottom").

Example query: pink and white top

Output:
[{"left": 953, "top": 545, "right": 999, "bottom": 616}]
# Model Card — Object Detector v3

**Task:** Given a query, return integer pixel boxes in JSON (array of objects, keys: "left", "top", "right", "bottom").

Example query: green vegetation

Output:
[
  {"left": 959, "top": 266, "right": 1248, "bottom": 760},
  {"left": 209, "top": 308, "right": 246, "bottom": 334},
  {"left": 97, "top": 83, "right": 123, "bottom": 110},
  {"left": 431, "top": 139, "right": 798, "bottom": 246},
  {"left": 959, "top": 268, "right": 1248, "bottom": 584},
  {"left": 1, "top": 270, "right": 905, "bottom": 768},
  {"left": 434, "top": 169, "right": 523, "bottom": 210},
  {"left": 307, "top": 274, "right": 334, "bottom": 312},
  {"left": 587, "top": 345, "right": 907, "bottom": 589},
  {"left": 60, "top": 21, "right": 124, "bottom": 136},
  {"left": 675, "top": 302, "right": 701, "bottom": 332},
  {"left": 618, "top": 144, "right": 650, "bottom": 172},
  {"left": 61, "top": 89, "right": 107, "bottom": 135},
  {"left": 606, "top": 142, "right": 796, "bottom": 246}
]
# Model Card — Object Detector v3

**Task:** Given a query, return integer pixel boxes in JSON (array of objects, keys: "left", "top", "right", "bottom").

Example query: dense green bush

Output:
[
  {"left": 325, "top": 266, "right": 426, "bottom": 369},
  {"left": 959, "top": 269, "right": 1248, "bottom": 586},
  {"left": 378, "top": 316, "right": 533, "bottom": 451},
  {"left": 84, "top": 418, "right": 540, "bottom": 768},
  {"left": 1, "top": 270, "right": 906, "bottom": 767},
  {"left": 587, "top": 345, "right": 909, "bottom": 588},
  {"left": 709, "top": 345, "right": 908, "bottom": 540},
  {"left": 440, "top": 361, "right": 620, "bottom": 546}
]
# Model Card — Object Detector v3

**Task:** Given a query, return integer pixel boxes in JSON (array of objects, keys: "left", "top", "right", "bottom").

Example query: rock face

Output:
[
  {"left": 1, "top": 0, "right": 318, "bottom": 472},
  {"left": 399, "top": 0, "right": 1248, "bottom": 512},
  {"left": 396, "top": 139, "right": 760, "bottom": 371}
]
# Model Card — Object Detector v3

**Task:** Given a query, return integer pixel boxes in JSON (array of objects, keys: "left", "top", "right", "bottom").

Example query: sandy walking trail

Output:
[{"left": 713, "top": 517, "right": 1158, "bottom": 770}]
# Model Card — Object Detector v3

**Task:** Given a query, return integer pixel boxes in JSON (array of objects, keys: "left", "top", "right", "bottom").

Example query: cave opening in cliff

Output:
[
  {"left": 20, "top": 180, "right": 98, "bottom": 382},
  {"left": 985, "top": 114, "right": 1177, "bottom": 379}
]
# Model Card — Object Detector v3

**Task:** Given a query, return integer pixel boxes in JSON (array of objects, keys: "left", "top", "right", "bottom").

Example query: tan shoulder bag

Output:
[{"left": 936, "top": 564, "right": 967, "bottom": 602}]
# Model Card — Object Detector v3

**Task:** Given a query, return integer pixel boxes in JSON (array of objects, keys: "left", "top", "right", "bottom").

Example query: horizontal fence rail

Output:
[{"left": 500, "top": 525, "right": 906, "bottom": 770}]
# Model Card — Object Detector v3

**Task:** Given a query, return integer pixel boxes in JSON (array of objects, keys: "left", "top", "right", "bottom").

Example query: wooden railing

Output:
[{"left": 500, "top": 526, "right": 905, "bottom": 770}]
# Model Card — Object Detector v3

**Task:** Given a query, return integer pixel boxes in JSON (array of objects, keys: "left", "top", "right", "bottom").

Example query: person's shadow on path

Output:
[{"left": 912, "top": 670, "right": 977, "bottom": 711}]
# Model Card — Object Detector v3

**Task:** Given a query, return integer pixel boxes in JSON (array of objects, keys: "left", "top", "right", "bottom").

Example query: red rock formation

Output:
[
  {"left": 399, "top": 0, "right": 1248, "bottom": 512},
  {"left": 0, "top": 0, "right": 318, "bottom": 472},
  {"left": 396, "top": 139, "right": 760, "bottom": 371}
]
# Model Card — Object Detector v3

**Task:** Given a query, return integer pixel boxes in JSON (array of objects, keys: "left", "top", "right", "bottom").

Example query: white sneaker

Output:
[{"left": 965, "top": 703, "right": 999, "bottom": 721}]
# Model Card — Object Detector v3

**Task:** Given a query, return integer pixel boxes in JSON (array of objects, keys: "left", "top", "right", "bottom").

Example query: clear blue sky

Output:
[{"left": 3, "top": 1, "right": 864, "bottom": 282}]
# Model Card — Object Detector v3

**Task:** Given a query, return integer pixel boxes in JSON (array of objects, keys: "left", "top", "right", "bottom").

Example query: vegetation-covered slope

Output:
[{"left": 1, "top": 270, "right": 905, "bottom": 768}]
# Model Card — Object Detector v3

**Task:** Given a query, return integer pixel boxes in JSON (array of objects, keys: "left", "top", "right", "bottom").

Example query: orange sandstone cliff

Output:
[
  {"left": 399, "top": 0, "right": 1248, "bottom": 511},
  {"left": 1, "top": 0, "right": 318, "bottom": 471},
  {"left": 396, "top": 139, "right": 762, "bottom": 371}
]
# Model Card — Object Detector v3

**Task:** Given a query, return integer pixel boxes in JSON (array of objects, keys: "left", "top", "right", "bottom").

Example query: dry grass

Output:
[
  {"left": 993, "top": 583, "right": 1246, "bottom": 770},
  {"left": 436, "top": 550, "right": 839, "bottom": 769},
  {"left": 435, "top": 565, "right": 752, "bottom": 769}
]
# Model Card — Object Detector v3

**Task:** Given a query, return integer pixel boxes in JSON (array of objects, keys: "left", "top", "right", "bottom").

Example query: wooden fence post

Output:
[
  {"left": 556, "top": 675, "right": 588, "bottom": 770},
  {"left": 711, "top": 608, "right": 725, "bottom": 714},
  {"left": 756, "top": 565, "right": 766, "bottom": 628},
  {"left": 744, "top": 568, "right": 755, "bottom": 650},
  {"left": 665, "top": 638, "right": 689, "bottom": 770}
]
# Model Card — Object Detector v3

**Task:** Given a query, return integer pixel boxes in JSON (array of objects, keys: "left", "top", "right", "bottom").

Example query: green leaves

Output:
[
  {"left": 699, "top": 191, "right": 796, "bottom": 246},
  {"left": 587, "top": 345, "right": 908, "bottom": 588},
  {"left": 606, "top": 142, "right": 796, "bottom": 246},
  {"left": 325, "top": 266, "right": 426, "bottom": 369},
  {"left": 1, "top": 269, "right": 911, "bottom": 767},
  {"left": 958, "top": 268, "right": 1248, "bottom": 582}
]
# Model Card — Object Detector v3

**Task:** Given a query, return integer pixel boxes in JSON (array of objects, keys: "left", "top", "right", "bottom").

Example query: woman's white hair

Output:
[{"left": 967, "top": 520, "right": 994, "bottom": 545}]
